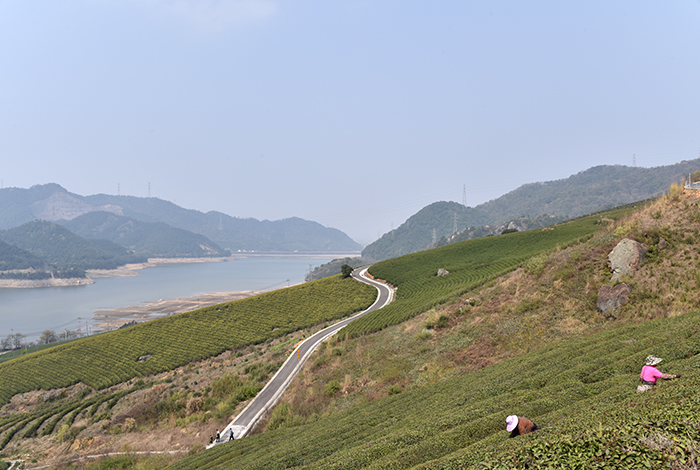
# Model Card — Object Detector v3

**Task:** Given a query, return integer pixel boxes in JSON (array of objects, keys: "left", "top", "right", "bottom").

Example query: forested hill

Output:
[
  {"left": 0, "top": 184, "right": 362, "bottom": 252},
  {"left": 0, "top": 220, "right": 146, "bottom": 271},
  {"left": 81, "top": 194, "right": 361, "bottom": 252},
  {"left": 362, "top": 202, "right": 488, "bottom": 262},
  {"left": 0, "top": 240, "right": 45, "bottom": 271},
  {"left": 475, "top": 161, "right": 698, "bottom": 222},
  {"left": 60, "top": 211, "right": 230, "bottom": 259},
  {"left": 362, "top": 159, "right": 700, "bottom": 261}
]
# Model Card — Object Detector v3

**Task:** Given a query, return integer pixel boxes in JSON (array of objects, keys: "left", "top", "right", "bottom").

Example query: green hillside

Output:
[
  {"left": 477, "top": 161, "right": 697, "bottom": 222},
  {"left": 168, "top": 310, "right": 700, "bottom": 470},
  {"left": 362, "top": 159, "right": 700, "bottom": 261},
  {"left": 0, "top": 240, "right": 45, "bottom": 271},
  {"left": 3, "top": 190, "right": 700, "bottom": 468},
  {"left": 0, "top": 220, "right": 145, "bottom": 272},
  {"left": 361, "top": 202, "right": 490, "bottom": 261}
]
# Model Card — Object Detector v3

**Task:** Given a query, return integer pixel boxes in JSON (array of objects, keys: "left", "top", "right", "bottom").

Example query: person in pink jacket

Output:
[{"left": 638, "top": 355, "right": 680, "bottom": 392}]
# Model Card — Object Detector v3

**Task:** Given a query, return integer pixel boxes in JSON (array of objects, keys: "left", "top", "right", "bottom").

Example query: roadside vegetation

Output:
[
  {"left": 344, "top": 206, "right": 635, "bottom": 338},
  {"left": 0, "top": 335, "right": 314, "bottom": 468}
]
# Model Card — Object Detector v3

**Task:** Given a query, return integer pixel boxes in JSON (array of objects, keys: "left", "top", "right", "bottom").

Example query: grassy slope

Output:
[
  {"left": 168, "top": 191, "right": 700, "bottom": 469},
  {"left": 346, "top": 206, "right": 634, "bottom": 337},
  {"left": 0, "top": 275, "right": 377, "bottom": 405},
  {"left": 169, "top": 310, "right": 700, "bottom": 469}
]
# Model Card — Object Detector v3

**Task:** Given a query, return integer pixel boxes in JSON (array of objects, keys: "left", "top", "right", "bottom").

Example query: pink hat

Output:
[{"left": 506, "top": 415, "right": 519, "bottom": 432}]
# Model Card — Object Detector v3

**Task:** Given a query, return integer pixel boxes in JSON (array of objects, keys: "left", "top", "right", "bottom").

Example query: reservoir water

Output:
[{"left": 0, "top": 257, "right": 333, "bottom": 342}]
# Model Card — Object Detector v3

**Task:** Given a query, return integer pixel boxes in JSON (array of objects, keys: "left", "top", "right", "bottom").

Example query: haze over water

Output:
[{"left": 0, "top": 257, "right": 332, "bottom": 342}]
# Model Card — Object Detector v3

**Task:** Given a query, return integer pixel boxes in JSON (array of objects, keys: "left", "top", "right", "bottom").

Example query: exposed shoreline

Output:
[
  {"left": 88, "top": 255, "right": 327, "bottom": 332},
  {"left": 1, "top": 254, "right": 341, "bottom": 334},
  {"left": 92, "top": 290, "right": 263, "bottom": 332},
  {"left": 0, "top": 277, "right": 96, "bottom": 288},
  {"left": 0, "top": 253, "right": 357, "bottom": 288},
  {"left": 86, "top": 256, "right": 241, "bottom": 278},
  {"left": 0, "top": 256, "right": 241, "bottom": 287}
]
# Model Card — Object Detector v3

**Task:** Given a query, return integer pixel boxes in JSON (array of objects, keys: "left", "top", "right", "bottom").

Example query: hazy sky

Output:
[{"left": 2, "top": 1, "right": 699, "bottom": 246}]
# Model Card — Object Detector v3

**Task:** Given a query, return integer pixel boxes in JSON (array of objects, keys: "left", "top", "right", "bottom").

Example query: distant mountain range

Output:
[
  {"left": 362, "top": 160, "right": 700, "bottom": 261},
  {"left": 4, "top": 159, "right": 698, "bottom": 278},
  {"left": 0, "top": 183, "right": 363, "bottom": 253}
]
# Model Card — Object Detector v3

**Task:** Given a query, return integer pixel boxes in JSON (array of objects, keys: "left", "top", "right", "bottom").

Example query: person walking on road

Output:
[{"left": 216, "top": 429, "right": 220, "bottom": 442}]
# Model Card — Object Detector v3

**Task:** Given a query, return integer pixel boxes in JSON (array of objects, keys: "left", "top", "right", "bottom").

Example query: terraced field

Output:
[
  {"left": 0, "top": 275, "right": 377, "bottom": 407},
  {"left": 168, "top": 305, "right": 700, "bottom": 469}
]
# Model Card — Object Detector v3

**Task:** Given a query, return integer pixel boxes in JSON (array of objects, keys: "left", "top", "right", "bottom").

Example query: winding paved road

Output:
[{"left": 209, "top": 267, "right": 394, "bottom": 447}]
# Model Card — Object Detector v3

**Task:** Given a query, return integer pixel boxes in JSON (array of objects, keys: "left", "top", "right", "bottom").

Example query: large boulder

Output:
[
  {"left": 608, "top": 238, "right": 647, "bottom": 281},
  {"left": 597, "top": 283, "right": 633, "bottom": 316}
]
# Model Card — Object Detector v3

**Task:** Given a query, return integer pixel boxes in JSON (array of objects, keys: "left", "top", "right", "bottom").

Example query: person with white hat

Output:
[
  {"left": 505, "top": 415, "right": 538, "bottom": 438},
  {"left": 638, "top": 355, "right": 680, "bottom": 392}
]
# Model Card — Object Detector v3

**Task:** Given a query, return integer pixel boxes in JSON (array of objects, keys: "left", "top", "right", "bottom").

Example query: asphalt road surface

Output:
[{"left": 208, "top": 267, "right": 394, "bottom": 447}]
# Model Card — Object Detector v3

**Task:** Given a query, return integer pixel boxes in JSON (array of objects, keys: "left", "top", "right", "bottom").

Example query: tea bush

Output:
[
  {"left": 0, "top": 275, "right": 376, "bottom": 406},
  {"left": 168, "top": 303, "right": 700, "bottom": 469}
]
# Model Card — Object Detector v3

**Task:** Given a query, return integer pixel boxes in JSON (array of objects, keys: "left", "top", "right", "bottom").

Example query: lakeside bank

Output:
[
  {"left": 0, "top": 255, "right": 339, "bottom": 342},
  {"left": 0, "top": 253, "right": 358, "bottom": 288}
]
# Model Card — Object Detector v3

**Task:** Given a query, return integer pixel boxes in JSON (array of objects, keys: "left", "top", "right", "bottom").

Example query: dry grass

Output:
[
  {"left": 261, "top": 190, "right": 700, "bottom": 434},
  {"left": 0, "top": 327, "right": 318, "bottom": 469}
]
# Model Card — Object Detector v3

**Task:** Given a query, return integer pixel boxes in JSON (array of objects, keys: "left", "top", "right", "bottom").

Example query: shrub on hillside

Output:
[
  {"left": 667, "top": 182, "right": 685, "bottom": 202},
  {"left": 324, "top": 380, "right": 341, "bottom": 396},
  {"left": 341, "top": 264, "right": 353, "bottom": 278}
]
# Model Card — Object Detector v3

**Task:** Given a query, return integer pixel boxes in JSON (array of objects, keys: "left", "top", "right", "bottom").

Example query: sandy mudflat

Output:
[
  {"left": 0, "top": 277, "right": 95, "bottom": 288},
  {"left": 86, "top": 256, "right": 241, "bottom": 278},
  {"left": 92, "top": 290, "right": 262, "bottom": 332}
]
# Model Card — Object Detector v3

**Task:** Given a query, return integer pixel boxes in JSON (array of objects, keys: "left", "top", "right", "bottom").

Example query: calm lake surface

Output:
[{"left": 0, "top": 257, "right": 333, "bottom": 341}]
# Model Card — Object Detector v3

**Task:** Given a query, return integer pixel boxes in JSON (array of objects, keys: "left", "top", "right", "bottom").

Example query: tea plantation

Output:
[
  {"left": 4, "top": 200, "right": 685, "bottom": 467},
  {"left": 168, "top": 306, "right": 700, "bottom": 469},
  {"left": 0, "top": 275, "right": 377, "bottom": 406}
]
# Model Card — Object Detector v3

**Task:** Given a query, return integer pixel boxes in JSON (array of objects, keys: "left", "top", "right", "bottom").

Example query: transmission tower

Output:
[
  {"left": 462, "top": 184, "right": 467, "bottom": 208},
  {"left": 633, "top": 154, "right": 636, "bottom": 167}
]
